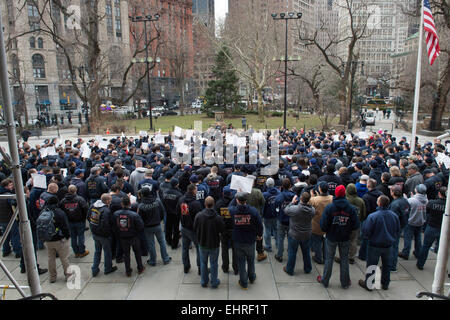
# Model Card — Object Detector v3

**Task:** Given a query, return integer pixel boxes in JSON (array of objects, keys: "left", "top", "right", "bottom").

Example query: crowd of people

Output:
[{"left": 0, "top": 126, "right": 447, "bottom": 292}]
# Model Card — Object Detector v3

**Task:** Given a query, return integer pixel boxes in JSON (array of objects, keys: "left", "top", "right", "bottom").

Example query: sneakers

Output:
[
  {"left": 257, "top": 252, "right": 267, "bottom": 262},
  {"left": 238, "top": 280, "right": 248, "bottom": 290},
  {"left": 398, "top": 252, "right": 408, "bottom": 260},
  {"left": 78, "top": 250, "right": 90, "bottom": 258},
  {"left": 358, "top": 279, "right": 373, "bottom": 292},
  {"left": 147, "top": 260, "right": 156, "bottom": 267},
  {"left": 274, "top": 255, "right": 282, "bottom": 263},
  {"left": 283, "top": 266, "right": 293, "bottom": 276},
  {"left": 163, "top": 257, "right": 172, "bottom": 265},
  {"left": 105, "top": 266, "right": 118, "bottom": 275},
  {"left": 65, "top": 272, "right": 75, "bottom": 282},
  {"left": 313, "top": 256, "right": 324, "bottom": 264}
]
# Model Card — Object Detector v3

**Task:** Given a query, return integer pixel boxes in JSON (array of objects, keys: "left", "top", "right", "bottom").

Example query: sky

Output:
[{"left": 215, "top": 0, "right": 228, "bottom": 22}]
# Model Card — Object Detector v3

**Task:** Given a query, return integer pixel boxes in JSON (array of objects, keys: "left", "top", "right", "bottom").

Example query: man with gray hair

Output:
[
  {"left": 404, "top": 164, "right": 423, "bottom": 197},
  {"left": 399, "top": 184, "right": 428, "bottom": 260}
]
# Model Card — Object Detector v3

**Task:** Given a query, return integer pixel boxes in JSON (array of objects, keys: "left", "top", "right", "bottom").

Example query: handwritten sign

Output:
[
  {"left": 230, "top": 175, "right": 254, "bottom": 194},
  {"left": 32, "top": 173, "right": 47, "bottom": 189}
]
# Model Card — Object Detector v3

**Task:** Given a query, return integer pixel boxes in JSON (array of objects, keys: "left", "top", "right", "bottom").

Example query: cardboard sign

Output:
[
  {"left": 230, "top": 175, "right": 254, "bottom": 194},
  {"left": 32, "top": 173, "right": 47, "bottom": 189},
  {"left": 174, "top": 126, "right": 183, "bottom": 137}
]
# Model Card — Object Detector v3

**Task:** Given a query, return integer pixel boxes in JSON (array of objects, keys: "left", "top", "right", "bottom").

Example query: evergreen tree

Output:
[{"left": 203, "top": 46, "right": 240, "bottom": 116}]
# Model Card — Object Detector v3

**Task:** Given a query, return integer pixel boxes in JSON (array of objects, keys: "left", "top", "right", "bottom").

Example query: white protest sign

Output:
[
  {"left": 32, "top": 173, "right": 47, "bottom": 189},
  {"left": 177, "top": 144, "right": 190, "bottom": 154},
  {"left": 230, "top": 175, "right": 254, "bottom": 194},
  {"left": 155, "top": 135, "right": 164, "bottom": 144},
  {"left": 130, "top": 195, "right": 137, "bottom": 205},
  {"left": 40, "top": 148, "right": 48, "bottom": 158},
  {"left": 237, "top": 137, "right": 247, "bottom": 147},
  {"left": 95, "top": 135, "right": 102, "bottom": 142},
  {"left": 358, "top": 132, "right": 369, "bottom": 139},
  {"left": 447, "top": 143, "right": 450, "bottom": 152},
  {"left": 141, "top": 142, "right": 149, "bottom": 151},
  {"left": 47, "top": 147, "right": 57, "bottom": 156},
  {"left": 252, "top": 132, "right": 264, "bottom": 142},
  {"left": 82, "top": 147, "right": 91, "bottom": 159},
  {"left": 436, "top": 152, "right": 450, "bottom": 169},
  {"left": 226, "top": 134, "right": 237, "bottom": 145},
  {"left": 99, "top": 141, "right": 109, "bottom": 149},
  {"left": 174, "top": 140, "right": 184, "bottom": 150},
  {"left": 333, "top": 135, "right": 340, "bottom": 142},
  {"left": 139, "top": 131, "right": 148, "bottom": 137},
  {"left": 185, "top": 130, "right": 194, "bottom": 141},
  {"left": 174, "top": 126, "right": 183, "bottom": 137}
]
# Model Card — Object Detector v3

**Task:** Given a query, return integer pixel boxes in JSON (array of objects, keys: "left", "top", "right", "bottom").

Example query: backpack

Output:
[{"left": 36, "top": 208, "right": 58, "bottom": 242}]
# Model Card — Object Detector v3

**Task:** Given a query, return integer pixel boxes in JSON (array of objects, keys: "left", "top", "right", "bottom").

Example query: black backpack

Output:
[{"left": 36, "top": 208, "right": 58, "bottom": 241}]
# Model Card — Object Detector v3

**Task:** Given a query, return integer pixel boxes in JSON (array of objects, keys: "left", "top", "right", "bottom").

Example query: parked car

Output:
[
  {"left": 364, "top": 111, "right": 376, "bottom": 125},
  {"left": 162, "top": 110, "right": 178, "bottom": 116}
]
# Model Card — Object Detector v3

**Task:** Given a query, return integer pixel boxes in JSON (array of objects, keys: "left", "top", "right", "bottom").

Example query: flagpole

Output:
[{"left": 410, "top": 2, "right": 424, "bottom": 155}]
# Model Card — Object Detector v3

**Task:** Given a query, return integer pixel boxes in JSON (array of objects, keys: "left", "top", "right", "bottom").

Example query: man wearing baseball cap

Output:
[{"left": 317, "top": 185, "right": 359, "bottom": 289}]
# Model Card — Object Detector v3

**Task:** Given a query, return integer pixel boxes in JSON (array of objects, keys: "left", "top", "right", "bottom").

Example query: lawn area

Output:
[{"left": 103, "top": 113, "right": 339, "bottom": 134}]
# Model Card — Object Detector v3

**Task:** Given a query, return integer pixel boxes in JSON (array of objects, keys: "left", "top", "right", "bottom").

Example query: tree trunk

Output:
[
  {"left": 257, "top": 87, "right": 264, "bottom": 122},
  {"left": 339, "top": 87, "right": 348, "bottom": 125},
  {"left": 429, "top": 56, "right": 450, "bottom": 131}
]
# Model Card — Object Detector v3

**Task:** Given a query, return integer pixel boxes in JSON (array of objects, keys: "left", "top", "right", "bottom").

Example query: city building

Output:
[
  {"left": 1, "top": 0, "right": 132, "bottom": 122},
  {"left": 129, "top": 0, "right": 195, "bottom": 108}
]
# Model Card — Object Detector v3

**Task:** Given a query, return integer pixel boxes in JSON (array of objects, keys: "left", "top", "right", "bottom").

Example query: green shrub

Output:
[{"left": 271, "top": 111, "right": 283, "bottom": 117}]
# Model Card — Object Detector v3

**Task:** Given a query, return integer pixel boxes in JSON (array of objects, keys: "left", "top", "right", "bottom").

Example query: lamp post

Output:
[
  {"left": 130, "top": 14, "right": 160, "bottom": 131},
  {"left": 272, "top": 12, "right": 302, "bottom": 129}
]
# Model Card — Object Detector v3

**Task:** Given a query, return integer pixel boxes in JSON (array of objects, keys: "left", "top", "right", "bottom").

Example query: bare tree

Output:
[
  {"left": 219, "top": 0, "right": 282, "bottom": 123},
  {"left": 296, "top": 0, "right": 375, "bottom": 125}
]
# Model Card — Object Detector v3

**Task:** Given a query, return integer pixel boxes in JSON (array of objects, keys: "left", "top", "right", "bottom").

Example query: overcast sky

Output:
[{"left": 215, "top": 0, "right": 228, "bottom": 21}]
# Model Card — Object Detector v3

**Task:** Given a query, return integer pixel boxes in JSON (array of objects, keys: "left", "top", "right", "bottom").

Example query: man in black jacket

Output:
[
  {"left": 177, "top": 183, "right": 203, "bottom": 274},
  {"left": 318, "top": 164, "right": 343, "bottom": 196},
  {"left": 389, "top": 186, "right": 410, "bottom": 272},
  {"left": 417, "top": 187, "right": 446, "bottom": 270},
  {"left": 359, "top": 179, "right": 384, "bottom": 261},
  {"left": 194, "top": 196, "right": 225, "bottom": 288},
  {"left": 43, "top": 196, "right": 72, "bottom": 283},
  {"left": 86, "top": 166, "right": 108, "bottom": 205},
  {"left": 88, "top": 193, "right": 118, "bottom": 277},
  {"left": 138, "top": 187, "right": 171, "bottom": 266},
  {"left": 162, "top": 178, "right": 183, "bottom": 249},
  {"left": 113, "top": 196, "right": 145, "bottom": 277},
  {"left": 215, "top": 186, "right": 237, "bottom": 274},
  {"left": 59, "top": 185, "right": 89, "bottom": 257}
]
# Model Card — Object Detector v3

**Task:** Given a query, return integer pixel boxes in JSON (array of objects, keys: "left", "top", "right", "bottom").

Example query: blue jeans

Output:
[
  {"left": 321, "top": 239, "right": 350, "bottom": 288},
  {"left": 0, "top": 221, "right": 21, "bottom": 255},
  {"left": 390, "top": 226, "right": 404, "bottom": 271},
  {"left": 144, "top": 225, "right": 170, "bottom": 265},
  {"left": 311, "top": 233, "right": 326, "bottom": 263},
  {"left": 276, "top": 221, "right": 289, "bottom": 258},
  {"left": 417, "top": 225, "right": 441, "bottom": 268},
  {"left": 401, "top": 225, "right": 422, "bottom": 258},
  {"left": 234, "top": 242, "right": 256, "bottom": 288},
  {"left": 69, "top": 221, "right": 86, "bottom": 254},
  {"left": 199, "top": 247, "right": 220, "bottom": 287},
  {"left": 358, "top": 221, "right": 369, "bottom": 260},
  {"left": 263, "top": 218, "right": 277, "bottom": 250},
  {"left": 365, "top": 246, "right": 392, "bottom": 288},
  {"left": 92, "top": 234, "right": 113, "bottom": 273},
  {"left": 286, "top": 236, "right": 312, "bottom": 274},
  {"left": 181, "top": 227, "right": 200, "bottom": 268}
]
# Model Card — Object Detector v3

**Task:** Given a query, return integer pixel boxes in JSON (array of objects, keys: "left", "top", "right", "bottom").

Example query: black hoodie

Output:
[
  {"left": 59, "top": 193, "right": 88, "bottom": 223},
  {"left": 193, "top": 208, "right": 225, "bottom": 249},
  {"left": 137, "top": 196, "right": 166, "bottom": 228},
  {"left": 177, "top": 193, "right": 202, "bottom": 230}
]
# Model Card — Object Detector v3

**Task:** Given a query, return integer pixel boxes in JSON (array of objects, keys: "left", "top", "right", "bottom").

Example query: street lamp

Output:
[
  {"left": 272, "top": 12, "right": 302, "bottom": 129},
  {"left": 77, "top": 65, "right": 90, "bottom": 133},
  {"left": 130, "top": 13, "right": 160, "bottom": 131}
]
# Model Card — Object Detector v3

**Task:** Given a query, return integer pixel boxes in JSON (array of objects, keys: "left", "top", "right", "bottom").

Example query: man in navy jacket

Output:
[{"left": 359, "top": 195, "right": 400, "bottom": 291}]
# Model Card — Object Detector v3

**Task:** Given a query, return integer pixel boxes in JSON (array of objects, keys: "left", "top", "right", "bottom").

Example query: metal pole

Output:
[
  {"left": 0, "top": 260, "right": 27, "bottom": 298},
  {"left": 410, "top": 3, "right": 424, "bottom": 155},
  {"left": 0, "top": 8, "right": 41, "bottom": 296},
  {"left": 284, "top": 18, "right": 288, "bottom": 129},
  {"left": 144, "top": 20, "right": 153, "bottom": 131},
  {"left": 432, "top": 132, "right": 450, "bottom": 295}
]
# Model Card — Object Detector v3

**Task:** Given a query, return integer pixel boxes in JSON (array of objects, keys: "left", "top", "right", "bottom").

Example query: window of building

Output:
[
  {"left": 32, "top": 54, "right": 46, "bottom": 78},
  {"left": 11, "top": 54, "right": 20, "bottom": 79},
  {"left": 30, "top": 37, "right": 36, "bottom": 48},
  {"left": 27, "top": 3, "right": 39, "bottom": 18},
  {"left": 37, "top": 37, "right": 44, "bottom": 49}
]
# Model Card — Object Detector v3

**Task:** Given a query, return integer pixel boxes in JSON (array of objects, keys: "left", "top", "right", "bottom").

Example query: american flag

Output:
[{"left": 423, "top": 0, "right": 440, "bottom": 65}]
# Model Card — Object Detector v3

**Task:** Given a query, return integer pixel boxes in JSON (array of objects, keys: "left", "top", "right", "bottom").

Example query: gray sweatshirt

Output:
[
  {"left": 130, "top": 167, "right": 147, "bottom": 195},
  {"left": 285, "top": 202, "right": 315, "bottom": 241},
  {"left": 407, "top": 194, "right": 428, "bottom": 227}
]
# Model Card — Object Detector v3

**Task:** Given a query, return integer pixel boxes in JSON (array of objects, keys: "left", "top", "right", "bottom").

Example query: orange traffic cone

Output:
[{"left": 106, "top": 128, "right": 110, "bottom": 135}]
